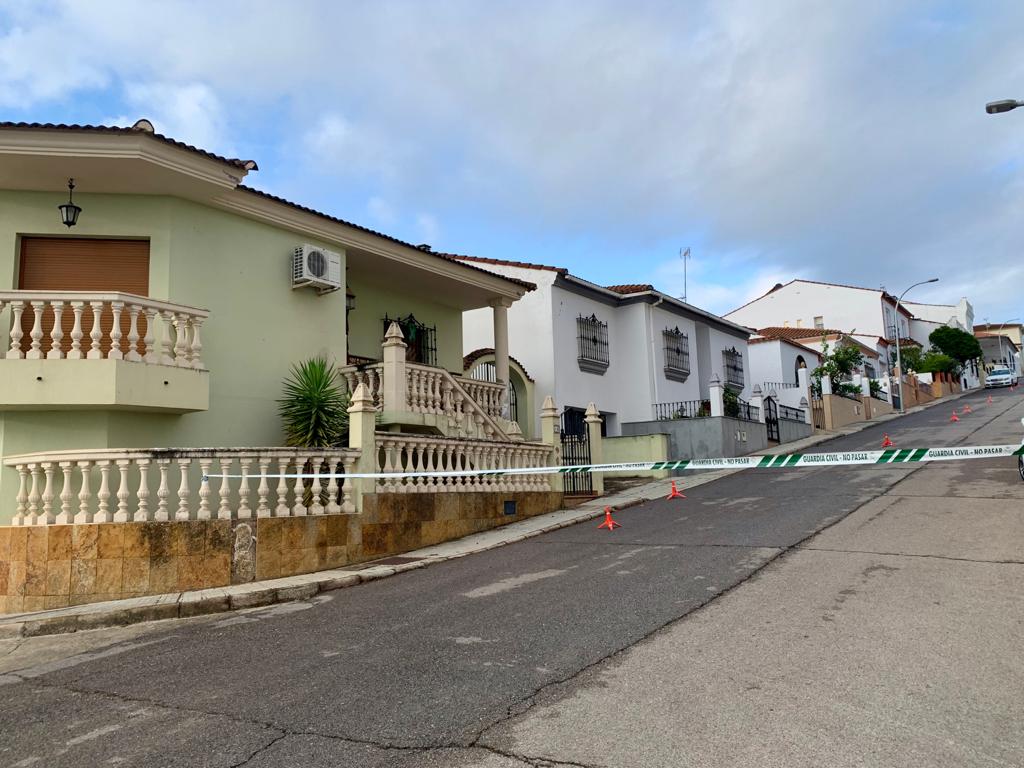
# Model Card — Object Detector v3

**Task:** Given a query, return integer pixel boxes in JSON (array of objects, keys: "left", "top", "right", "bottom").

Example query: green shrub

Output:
[{"left": 277, "top": 357, "right": 349, "bottom": 448}]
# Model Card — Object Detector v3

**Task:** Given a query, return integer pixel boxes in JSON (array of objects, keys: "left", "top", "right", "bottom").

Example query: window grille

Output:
[
  {"left": 382, "top": 313, "right": 437, "bottom": 367},
  {"left": 663, "top": 327, "right": 690, "bottom": 381},
  {"left": 577, "top": 314, "right": 610, "bottom": 373},
  {"left": 722, "top": 347, "right": 744, "bottom": 389}
]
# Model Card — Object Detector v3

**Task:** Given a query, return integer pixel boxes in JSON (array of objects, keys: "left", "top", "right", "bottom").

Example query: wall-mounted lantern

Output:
[{"left": 58, "top": 178, "right": 82, "bottom": 228}]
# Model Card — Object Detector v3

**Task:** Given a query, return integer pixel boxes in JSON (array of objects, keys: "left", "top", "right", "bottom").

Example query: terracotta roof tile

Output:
[
  {"left": 445, "top": 254, "right": 567, "bottom": 275},
  {"left": 0, "top": 120, "right": 257, "bottom": 170},
  {"left": 755, "top": 326, "right": 848, "bottom": 340},
  {"left": 605, "top": 283, "right": 655, "bottom": 294}
]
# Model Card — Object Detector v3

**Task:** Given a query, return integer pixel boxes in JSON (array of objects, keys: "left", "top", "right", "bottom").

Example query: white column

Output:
[
  {"left": 709, "top": 374, "right": 725, "bottom": 418},
  {"left": 381, "top": 322, "right": 408, "bottom": 413},
  {"left": 490, "top": 298, "right": 512, "bottom": 418},
  {"left": 540, "top": 395, "right": 563, "bottom": 494},
  {"left": 348, "top": 382, "right": 379, "bottom": 508},
  {"left": 750, "top": 384, "right": 765, "bottom": 424},
  {"left": 584, "top": 402, "right": 604, "bottom": 496}
]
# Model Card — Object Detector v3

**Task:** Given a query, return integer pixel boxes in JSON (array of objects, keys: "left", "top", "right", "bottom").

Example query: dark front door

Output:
[
  {"left": 560, "top": 409, "right": 593, "bottom": 496},
  {"left": 764, "top": 396, "right": 780, "bottom": 442}
]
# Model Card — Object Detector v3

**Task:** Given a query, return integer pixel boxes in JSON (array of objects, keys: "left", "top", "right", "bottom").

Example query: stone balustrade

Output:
[
  {"left": 340, "top": 361, "right": 510, "bottom": 441},
  {"left": 3, "top": 448, "right": 360, "bottom": 526},
  {"left": 340, "top": 363, "right": 383, "bottom": 407},
  {"left": 455, "top": 376, "right": 506, "bottom": 419},
  {"left": 375, "top": 433, "right": 551, "bottom": 494},
  {"left": 0, "top": 291, "right": 209, "bottom": 369}
]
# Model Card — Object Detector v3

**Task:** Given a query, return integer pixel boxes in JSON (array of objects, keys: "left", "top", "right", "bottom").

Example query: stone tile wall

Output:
[{"left": 0, "top": 490, "right": 562, "bottom": 614}]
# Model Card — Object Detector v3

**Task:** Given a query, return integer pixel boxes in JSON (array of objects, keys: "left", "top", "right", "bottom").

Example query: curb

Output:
[{"left": 0, "top": 387, "right": 982, "bottom": 641}]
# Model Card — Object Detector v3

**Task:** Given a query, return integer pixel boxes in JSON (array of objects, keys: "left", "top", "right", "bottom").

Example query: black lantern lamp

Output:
[{"left": 58, "top": 178, "right": 82, "bottom": 228}]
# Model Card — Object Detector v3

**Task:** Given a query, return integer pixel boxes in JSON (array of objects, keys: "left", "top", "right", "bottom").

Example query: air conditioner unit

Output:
[{"left": 292, "top": 244, "right": 342, "bottom": 293}]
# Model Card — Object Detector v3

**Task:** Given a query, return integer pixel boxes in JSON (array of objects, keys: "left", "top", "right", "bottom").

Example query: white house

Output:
[
  {"left": 904, "top": 298, "right": 974, "bottom": 347},
  {"left": 725, "top": 279, "right": 915, "bottom": 342},
  {"left": 457, "top": 257, "right": 752, "bottom": 436},
  {"left": 746, "top": 332, "right": 822, "bottom": 411}
]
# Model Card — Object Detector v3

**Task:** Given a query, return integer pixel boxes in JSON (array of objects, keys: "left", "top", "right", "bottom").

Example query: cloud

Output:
[
  {"left": 2, "top": 1, "right": 1024, "bottom": 319},
  {"left": 121, "top": 82, "right": 228, "bottom": 154}
]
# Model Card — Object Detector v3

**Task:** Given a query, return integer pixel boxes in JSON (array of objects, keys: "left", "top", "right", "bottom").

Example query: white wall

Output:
[
  {"left": 748, "top": 341, "right": 786, "bottom": 385},
  {"left": 647, "top": 303, "right": 702, "bottom": 406},
  {"left": 550, "top": 285, "right": 650, "bottom": 433},
  {"left": 904, "top": 298, "right": 974, "bottom": 330},
  {"left": 462, "top": 266, "right": 557, "bottom": 436},
  {"left": 726, "top": 281, "right": 890, "bottom": 338},
  {"left": 702, "top": 324, "right": 751, "bottom": 402},
  {"left": 748, "top": 340, "right": 814, "bottom": 410}
]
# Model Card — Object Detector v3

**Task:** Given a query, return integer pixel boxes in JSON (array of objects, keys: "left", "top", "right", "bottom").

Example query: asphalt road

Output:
[{"left": 0, "top": 388, "right": 1020, "bottom": 768}]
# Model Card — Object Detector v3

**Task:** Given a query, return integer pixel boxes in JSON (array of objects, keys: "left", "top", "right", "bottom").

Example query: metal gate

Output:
[
  {"left": 764, "top": 396, "right": 780, "bottom": 442},
  {"left": 560, "top": 409, "right": 593, "bottom": 496}
]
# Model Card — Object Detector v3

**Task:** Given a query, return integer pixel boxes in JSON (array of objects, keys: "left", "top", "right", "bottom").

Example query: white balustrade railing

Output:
[
  {"left": 0, "top": 291, "right": 209, "bottom": 369},
  {"left": 340, "top": 362, "right": 511, "bottom": 441},
  {"left": 375, "top": 434, "right": 552, "bottom": 494},
  {"left": 454, "top": 376, "right": 506, "bottom": 419},
  {"left": 340, "top": 364, "right": 383, "bottom": 408},
  {"left": 3, "top": 448, "right": 359, "bottom": 526}
]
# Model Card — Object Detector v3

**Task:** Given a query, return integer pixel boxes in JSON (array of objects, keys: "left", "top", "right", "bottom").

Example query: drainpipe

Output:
[{"left": 648, "top": 296, "right": 665, "bottom": 417}]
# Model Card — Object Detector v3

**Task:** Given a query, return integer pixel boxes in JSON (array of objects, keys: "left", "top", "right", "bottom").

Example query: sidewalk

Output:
[{"left": 0, "top": 389, "right": 968, "bottom": 639}]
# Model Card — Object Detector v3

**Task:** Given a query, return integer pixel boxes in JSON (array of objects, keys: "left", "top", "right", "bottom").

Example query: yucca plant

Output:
[{"left": 277, "top": 357, "right": 349, "bottom": 448}]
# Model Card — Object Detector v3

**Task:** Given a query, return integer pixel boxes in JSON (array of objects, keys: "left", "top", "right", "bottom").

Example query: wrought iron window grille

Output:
[
  {"left": 577, "top": 313, "right": 610, "bottom": 374},
  {"left": 663, "top": 327, "right": 690, "bottom": 381},
  {"left": 382, "top": 313, "right": 437, "bottom": 367},
  {"left": 722, "top": 346, "right": 745, "bottom": 389}
]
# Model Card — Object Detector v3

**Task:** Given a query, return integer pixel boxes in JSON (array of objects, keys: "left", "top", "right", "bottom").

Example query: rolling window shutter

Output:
[{"left": 17, "top": 238, "right": 150, "bottom": 356}]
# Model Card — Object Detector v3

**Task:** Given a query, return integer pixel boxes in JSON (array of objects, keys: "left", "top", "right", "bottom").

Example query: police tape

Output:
[{"left": 205, "top": 443, "right": 1024, "bottom": 480}]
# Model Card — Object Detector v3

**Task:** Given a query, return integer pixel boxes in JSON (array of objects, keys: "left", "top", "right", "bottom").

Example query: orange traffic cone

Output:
[
  {"left": 881, "top": 434, "right": 894, "bottom": 448},
  {"left": 666, "top": 480, "right": 686, "bottom": 500},
  {"left": 963, "top": 403, "right": 972, "bottom": 414},
  {"left": 950, "top": 411, "right": 959, "bottom": 422},
  {"left": 597, "top": 507, "right": 621, "bottom": 530}
]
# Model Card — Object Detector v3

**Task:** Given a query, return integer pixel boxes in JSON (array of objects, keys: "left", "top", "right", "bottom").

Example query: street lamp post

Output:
[
  {"left": 992, "top": 318, "right": 1020, "bottom": 371},
  {"left": 894, "top": 278, "right": 939, "bottom": 414},
  {"left": 985, "top": 99, "right": 1024, "bottom": 114}
]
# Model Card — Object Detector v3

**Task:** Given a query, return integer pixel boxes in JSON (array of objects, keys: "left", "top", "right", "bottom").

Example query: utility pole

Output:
[{"left": 680, "top": 247, "right": 691, "bottom": 303}]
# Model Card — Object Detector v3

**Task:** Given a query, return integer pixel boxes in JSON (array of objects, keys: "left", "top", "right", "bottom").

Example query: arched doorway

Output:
[{"left": 794, "top": 355, "right": 807, "bottom": 384}]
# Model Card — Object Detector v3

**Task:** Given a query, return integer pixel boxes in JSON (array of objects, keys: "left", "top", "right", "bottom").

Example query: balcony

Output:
[{"left": 0, "top": 291, "right": 209, "bottom": 413}]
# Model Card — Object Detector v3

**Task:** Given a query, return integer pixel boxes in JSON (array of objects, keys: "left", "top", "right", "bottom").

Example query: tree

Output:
[
  {"left": 918, "top": 351, "right": 958, "bottom": 374},
  {"left": 897, "top": 345, "right": 924, "bottom": 374},
  {"left": 811, "top": 338, "right": 865, "bottom": 397},
  {"left": 929, "top": 326, "right": 982, "bottom": 366}
]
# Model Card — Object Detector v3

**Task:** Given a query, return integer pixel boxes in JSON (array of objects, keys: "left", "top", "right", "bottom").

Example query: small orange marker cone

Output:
[
  {"left": 963, "top": 403, "right": 972, "bottom": 414},
  {"left": 597, "top": 506, "right": 621, "bottom": 530},
  {"left": 950, "top": 410, "right": 959, "bottom": 422},
  {"left": 881, "top": 434, "right": 894, "bottom": 448},
  {"left": 666, "top": 480, "right": 686, "bottom": 500}
]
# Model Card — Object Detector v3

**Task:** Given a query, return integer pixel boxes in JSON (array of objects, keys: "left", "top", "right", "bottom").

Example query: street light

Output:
[
  {"left": 986, "top": 99, "right": 1024, "bottom": 114},
  {"left": 894, "top": 278, "right": 939, "bottom": 414},
  {"left": 988, "top": 317, "right": 1020, "bottom": 371}
]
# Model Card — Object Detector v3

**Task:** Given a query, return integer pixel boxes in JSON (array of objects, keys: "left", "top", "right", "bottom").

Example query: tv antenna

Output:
[{"left": 679, "top": 247, "right": 691, "bottom": 303}]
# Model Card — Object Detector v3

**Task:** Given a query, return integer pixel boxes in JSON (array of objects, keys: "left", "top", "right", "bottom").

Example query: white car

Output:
[{"left": 986, "top": 367, "right": 1018, "bottom": 388}]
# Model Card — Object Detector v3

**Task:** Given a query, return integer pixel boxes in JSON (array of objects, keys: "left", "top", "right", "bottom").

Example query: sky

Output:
[{"left": 2, "top": 0, "right": 1023, "bottom": 323}]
